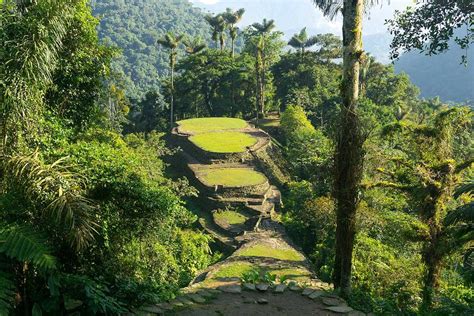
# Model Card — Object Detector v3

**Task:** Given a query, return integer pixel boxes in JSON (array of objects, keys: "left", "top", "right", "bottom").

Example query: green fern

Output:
[
  {"left": 0, "top": 269, "right": 15, "bottom": 315},
  {"left": 3, "top": 152, "right": 97, "bottom": 250},
  {"left": 0, "top": 225, "right": 57, "bottom": 271}
]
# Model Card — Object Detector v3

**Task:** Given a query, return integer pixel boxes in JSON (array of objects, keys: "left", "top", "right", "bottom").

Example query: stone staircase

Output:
[{"left": 131, "top": 120, "right": 365, "bottom": 315}]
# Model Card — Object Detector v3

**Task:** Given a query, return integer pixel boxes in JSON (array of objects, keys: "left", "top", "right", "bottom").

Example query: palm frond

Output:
[
  {"left": 312, "top": 0, "right": 384, "bottom": 19},
  {"left": 0, "top": 0, "right": 75, "bottom": 144},
  {"left": 305, "top": 36, "right": 319, "bottom": 48},
  {"left": 445, "top": 202, "right": 474, "bottom": 226},
  {"left": 0, "top": 225, "right": 57, "bottom": 271},
  {"left": 455, "top": 181, "right": 474, "bottom": 198},
  {"left": 252, "top": 19, "right": 275, "bottom": 34},
  {"left": 3, "top": 151, "right": 97, "bottom": 251},
  {"left": 311, "top": 0, "right": 343, "bottom": 19},
  {"left": 288, "top": 37, "right": 303, "bottom": 49},
  {"left": 0, "top": 268, "right": 15, "bottom": 315}
]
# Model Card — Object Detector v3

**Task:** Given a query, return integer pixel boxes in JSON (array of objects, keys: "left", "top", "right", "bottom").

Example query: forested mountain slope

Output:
[
  {"left": 92, "top": 0, "right": 211, "bottom": 99},
  {"left": 395, "top": 42, "right": 474, "bottom": 104}
]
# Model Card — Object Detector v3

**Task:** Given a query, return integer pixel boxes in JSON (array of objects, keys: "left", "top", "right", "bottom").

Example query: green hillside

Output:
[{"left": 93, "top": 0, "right": 211, "bottom": 99}]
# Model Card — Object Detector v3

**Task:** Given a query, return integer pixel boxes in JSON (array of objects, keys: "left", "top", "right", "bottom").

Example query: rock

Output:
[
  {"left": 325, "top": 306, "right": 354, "bottom": 313},
  {"left": 308, "top": 290, "right": 324, "bottom": 299},
  {"left": 243, "top": 283, "right": 256, "bottom": 291},
  {"left": 322, "top": 297, "right": 347, "bottom": 307},
  {"left": 134, "top": 312, "right": 154, "bottom": 316},
  {"left": 274, "top": 284, "right": 287, "bottom": 293},
  {"left": 206, "top": 289, "right": 222, "bottom": 294},
  {"left": 170, "top": 300, "right": 184, "bottom": 308},
  {"left": 156, "top": 303, "right": 173, "bottom": 311},
  {"left": 140, "top": 305, "right": 163, "bottom": 314},
  {"left": 187, "top": 293, "right": 206, "bottom": 304},
  {"left": 256, "top": 283, "right": 269, "bottom": 292},
  {"left": 218, "top": 285, "right": 242, "bottom": 294},
  {"left": 289, "top": 285, "right": 302, "bottom": 292},
  {"left": 257, "top": 298, "right": 269, "bottom": 305},
  {"left": 243, "top": 298, "right": 256, "bottom": 304},
  {"left": 348, "top": 311, "right": 366, "bottom": 316},
  {"left": 197, "top": 290, "right": 214, "bottom": 298},
  {"left": 302, "top": 288, "right": 315, "bottom": 296},
  {"left": 177, "top": 297, "right": 194, "bottom": 306}
]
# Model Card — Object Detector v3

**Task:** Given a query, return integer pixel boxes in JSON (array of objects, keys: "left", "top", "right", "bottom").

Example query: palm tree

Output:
[
  {"left": 251, "top": 19, "right": 276, "bottom": 118},
  {"left": 311, "top": 0, "right": 368, "bottom": 298},
  {"left": 205, "top": 14, "right": 227, "bottom": 51},
  {"left": 314, "top": 33, "right": 343, "bottom": 62},
  {"left": 0, "top": 152, "right": 97, "bottom": 313},
  {"left": 157, "top": 32, "right": 184, "bottom": 125},
  {"left": 222, "top": 8, "right": 245, "bottom": 58},
  {"left": 183, "top": 37, "right": 206, "bottom": 55},
  {"left": 288, "top": 27, "right": 318, "bottom": 58},
  {"left": 0, "top": 0, "right": 74, "bottom": 151}
]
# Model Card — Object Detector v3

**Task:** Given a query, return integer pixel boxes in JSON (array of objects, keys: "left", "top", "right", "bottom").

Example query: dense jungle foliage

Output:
[
  {"left": 92, "top": 0, "right": 213, "bottom": 99},
  {"left": 0, "top": 0, "right": 472, "bottom": 315}
]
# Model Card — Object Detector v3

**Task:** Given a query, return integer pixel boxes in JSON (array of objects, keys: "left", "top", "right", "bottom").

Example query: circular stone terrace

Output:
[
  {"left": 195, "top": 167, "right": 267, "bottom": 188},
  {"left": 176, "top": 118, "right": 269, "bottom": 157}
]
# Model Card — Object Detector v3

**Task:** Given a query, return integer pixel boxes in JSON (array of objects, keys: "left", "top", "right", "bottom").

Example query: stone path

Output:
[{"left": 132, "top": 120, "right": 365, "bottom": 315}]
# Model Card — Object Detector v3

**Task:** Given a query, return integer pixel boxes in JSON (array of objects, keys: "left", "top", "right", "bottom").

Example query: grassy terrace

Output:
[
  {"left": 189, "top": 131, "right": 257, "bottom": 153},
  {"left": 237, "top": 244, "right": 305, "bottom": 261},
  {"left": 214, "top": 210, "right": 248, "bottom": 226},
  {"left": 177, "top": 117, "right": 248, "bottom": 134},
  {"left": 208, "top": 262, "right": 312, "bottom": 283},
  {"left": 197, "top": 168, "right": 267, "bottom": 188}
]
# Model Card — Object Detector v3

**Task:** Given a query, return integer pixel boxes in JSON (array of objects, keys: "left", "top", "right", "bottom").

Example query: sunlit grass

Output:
[
  {"left": 214, "top": 210, "right": 248, "bottom": 225},
  {"left": 177, "top": 117, "right": 247, "bottom": 134},
  {"left": 197, "top": 168, "right": 266, "bottom": 187},
  {"left": 270, "top": 268, "right": 312, "bottom": 281},
  {"left": 237, "top": 244, "right": 305, "bottom": 261},
  {"left": 189, "top": 131, "right": 257, "bottom": 153},
  {"left": 213, "top": 262, "right": 255, "bottom": 279}
]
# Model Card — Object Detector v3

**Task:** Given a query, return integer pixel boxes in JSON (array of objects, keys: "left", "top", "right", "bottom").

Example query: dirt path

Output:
[{"left": 173, "top": 291, "right": 340, "bottom": 316}]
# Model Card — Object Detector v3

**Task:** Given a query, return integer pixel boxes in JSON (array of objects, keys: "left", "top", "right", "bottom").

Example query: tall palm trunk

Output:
[
  {"left": 231, "top": 37, "right": 235, "bottom": 58},
  {"left": 332, "top": 0, "right": 364, "bottom": 298},
  {"left": 255, "top": 48, "right": 261, "bottom": 119},
  {"left": 260, "top": 37, "right": 266, "bottom": 118},
  {"left": 220, "top": 35, "right": 225, "bottom": 52},
  {"left": 169, "top": 50, "right": 175, "bottom": 125}
]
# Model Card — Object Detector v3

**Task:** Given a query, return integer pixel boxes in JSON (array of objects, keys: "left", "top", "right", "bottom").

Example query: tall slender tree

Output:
[
  {"left": 205, "top": 14, "right": 227, "bottom": 51},
  {"left": 312, "top": 0, "right": 366, "bottom": 297},
  {"left": 288, "top": 27, "right": 318, "bottom": 58},
  {"left": 251, "top": 19, "right": 276, "bottom": 118},
  {"left": 157, "top": 32, "right": 183, "bottom": 125},
  {"left": 222, "top": 8, "right": 245, "bottom": 58}
]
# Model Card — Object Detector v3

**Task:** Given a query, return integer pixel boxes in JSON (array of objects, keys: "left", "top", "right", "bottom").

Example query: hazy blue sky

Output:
[{"left": 191, "top": 0, "right": 414, "bottom": 36}]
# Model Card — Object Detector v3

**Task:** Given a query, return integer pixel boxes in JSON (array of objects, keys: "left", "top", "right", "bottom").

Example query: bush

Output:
[
  {"left": 50, "top": 130, "right": 213, "bottom": 305},
  {"left": 280, "top": 105, "right": 332, "bottom": 192}
]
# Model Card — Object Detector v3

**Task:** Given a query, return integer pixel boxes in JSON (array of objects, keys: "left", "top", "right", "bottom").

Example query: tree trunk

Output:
[
  {"left": 332, "top": 0, "right": 364, "bottom": 298},
  {"left": 421, "top": 200, "right": 444, "bottom": 311},
  {"left": 255, "top": 53, "right": 261, "bottom": 120},
  {"left": 422, "top": 242, "right": 442, "bottom": 311},
  {"left": 231, "top": 37, "right": 235, "bottom": 59},
  {"left": 260, "top": 38, "right": 266, "bottom": 118},
  {"left": 170, "top": 55, "right": 174, "bottom": 126},
  {"left": 220, "top": 35, "right": 225, "bottom": 52}
]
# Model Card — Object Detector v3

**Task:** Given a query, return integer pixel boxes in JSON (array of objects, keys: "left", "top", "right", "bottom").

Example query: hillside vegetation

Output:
[
  {"left": 0, "top": 0, "right": 472, "bottom": 315},
  {"left": 93, "top": 0, "right": 212, "bottom": 99}
]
